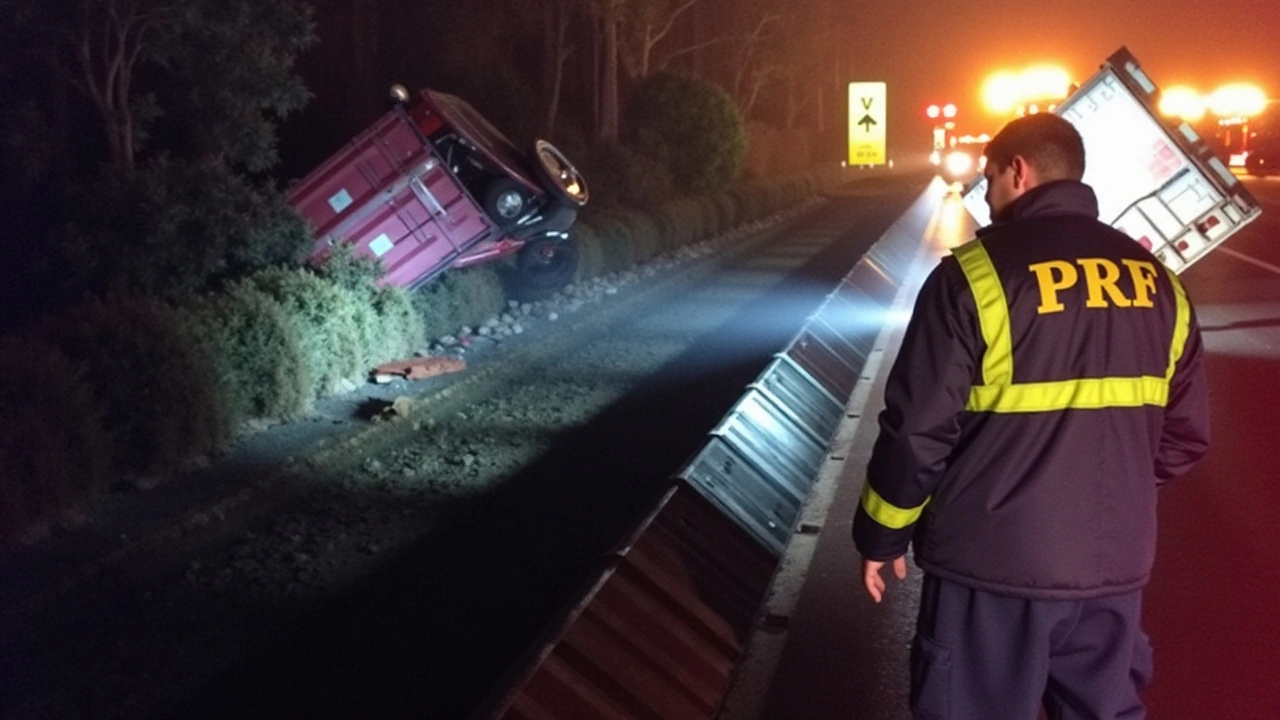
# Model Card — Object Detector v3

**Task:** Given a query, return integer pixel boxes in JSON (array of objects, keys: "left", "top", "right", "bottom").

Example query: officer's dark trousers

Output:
[{"left": 911, "top": 574, "right": 1152, "bottom": 720}]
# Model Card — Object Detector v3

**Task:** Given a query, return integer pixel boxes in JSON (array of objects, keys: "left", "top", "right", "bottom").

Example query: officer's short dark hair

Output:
[{"left": 984, "top": 113, "right": 1085, "bottom": 182}]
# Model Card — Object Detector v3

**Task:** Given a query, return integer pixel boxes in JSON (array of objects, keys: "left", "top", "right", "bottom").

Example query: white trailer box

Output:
[{"left": 962, "top": 47, "right": 1262, "bottom": 273}]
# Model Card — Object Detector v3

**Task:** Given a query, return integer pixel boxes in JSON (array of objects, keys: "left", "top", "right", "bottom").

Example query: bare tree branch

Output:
[
  {"left": 637, "top": 0, "right": 699, "bottom": 75},
  {"left": 656, "top": 35, "right": 733, "bottom": 70}
]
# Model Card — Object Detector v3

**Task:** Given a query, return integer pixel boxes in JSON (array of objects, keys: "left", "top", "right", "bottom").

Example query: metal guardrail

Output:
[
  {"left": 484, "top": 188, "right": 936, "bottom": 720},
  {"left": 677, "top": 207, "right": 923, "bottom": 555},
  {"left": 488, "top": 483, "right": 776, "bottom": 720}
]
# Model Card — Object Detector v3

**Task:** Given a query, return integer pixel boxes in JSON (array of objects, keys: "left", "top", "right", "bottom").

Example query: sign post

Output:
[{"left": 848, "top": 82, "right": 887, "bottom": 166}]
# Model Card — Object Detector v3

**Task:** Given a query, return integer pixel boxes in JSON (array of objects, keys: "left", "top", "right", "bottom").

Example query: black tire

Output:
[
  {"left": 513, "top": 236, "right": 579, "bottom": 299},
  {"left": 484, "top": 179, "right": 532, "bottom": 223},
  {"left": 530, "top": 140, "right": 589, "bottom": 208}
]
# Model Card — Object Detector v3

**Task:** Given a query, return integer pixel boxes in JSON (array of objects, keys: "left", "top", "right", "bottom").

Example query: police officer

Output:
[{"left": 852, "top": 113, "right": 1210, "bottom": 719}]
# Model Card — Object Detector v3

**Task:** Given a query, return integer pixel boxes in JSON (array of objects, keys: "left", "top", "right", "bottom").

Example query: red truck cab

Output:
[{"left": 287, "top": 86, "right": 588, "bottom": 295}]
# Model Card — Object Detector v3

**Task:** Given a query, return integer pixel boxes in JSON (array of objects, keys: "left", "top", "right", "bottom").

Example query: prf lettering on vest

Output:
[{"left": 1027, "top": 258, "right": 1159, "bottom": 314}]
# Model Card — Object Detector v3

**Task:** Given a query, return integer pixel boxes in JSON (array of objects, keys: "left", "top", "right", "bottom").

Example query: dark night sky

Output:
[{"left": 835, "top": 0, "right": 1280, "bottom": 157}]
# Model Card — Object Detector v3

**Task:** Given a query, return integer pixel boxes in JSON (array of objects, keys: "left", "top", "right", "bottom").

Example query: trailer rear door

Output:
[
  {"left": 963, "top": 47, "right": 1262, "bottom": 273},
  {"left": 287, "top": 108, "right": 496, "bottom": 288}
]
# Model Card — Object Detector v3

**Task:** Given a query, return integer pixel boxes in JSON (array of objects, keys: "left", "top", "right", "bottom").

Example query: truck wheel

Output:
[
  {"left": 513, "top": 236, "right": 579, "bottom": 300},
  {"left": 531, "top": 140, "right": 589, "bottom": 209},
  {"left": 485, "top": 179, "right": 532, "bottom": 223}
]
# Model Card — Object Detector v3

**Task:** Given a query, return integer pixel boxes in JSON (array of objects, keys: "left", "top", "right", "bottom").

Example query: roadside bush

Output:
[
  {"left": 712, "top": 191, "right": 743, "bottom": 232},
  {"left": 625, "top": 72, "right": 747, "bottom": 193},
  {"left": 576, "top": 142, "right": 674, "bottom": 209},
  {"left": 578, "top": 209, "right": 637, "bottom": 274},
  {"left": 184, "top": 283, "right": 310, "bottom": 426},
  {"left": 311, "top": 242, "right": 385, "bottom": 293},
  {"left": 41, "top": 296, "right": 229, "bottom": 479},
  {"left": 52, "top": 158, "right": 312, "bottom": 303},
  {"left": 0, "top": 334, "right": 112, "bottom": 549},
  {"left": 247, "top": 267, "right": 363, "bottom": 398},
  {"left": 613, "top": 208, "right": 662, "bottom": 264},
  {"left": 415, "top": 266, "right": 505, "bottom": 342},
  {"left": 311, "top": 245, "right": 389, "bottom": 371},
  {"left": 569, "top": 222, "right": 606, "bottom": 282},
  {"left": 337, "top": 286, "right": 383, "bottom": 375},
  {"left": 372, "top": 286, "right": 425, "bottom": 361},
  {"left": 649, "top": 203, "right": 694, "bottom": 252}
]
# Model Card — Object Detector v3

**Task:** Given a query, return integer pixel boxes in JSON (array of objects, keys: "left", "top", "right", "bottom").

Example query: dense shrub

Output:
[
  {"left": 649, "top": 201, "right": 699, "bottom": 251},
  {"left": 576, "top": 209, "right": 636, "bottom": 274},
  {"left": 52, "top": 159, "right": 312, "bottom": 302},
  {"left": 575, "top": 142, "right": 674, "bottom": 209},
  {"left": 247, "top": 267, "right": 364, "bottom": 398},
  {"left": 415, "top": 266, "right": 505, "bottom": 342},
  {"left": 0, "top": 335, "right": 112, "bottom": 548},
  {"left": 40, "top": 296, "right": 229, "bottom": 478},
  {"left": 310, "top": 244, "right": 391, "bottom": 370},
  {"left": 372, "top": 286, "right": 426, "bottom": 361},
  {"left": 567, "top": 222, "right": 604, "bottom": 282},
  {"left": 613, "top": 208, "right": 662, "bottom": 264},
  {"left": 711, "top": 191, "right": 742, "bottom": 232},
  {"left": 625, "top": 72, "right": 747, "bottom": 193},
  {"left": 184, "top": 283, "right": 310, "bottom": 426},
  {"left": 310, "top": 242, "right": 385, "bottom": 293}
]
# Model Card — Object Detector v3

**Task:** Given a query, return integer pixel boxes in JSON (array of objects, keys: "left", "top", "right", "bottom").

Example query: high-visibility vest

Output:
[
  {"left": 858, "top": 238, "right": 1195, "bottom": 534},
  {"left": 951, "top": 240, "right": 1192, "bottom": 414}
]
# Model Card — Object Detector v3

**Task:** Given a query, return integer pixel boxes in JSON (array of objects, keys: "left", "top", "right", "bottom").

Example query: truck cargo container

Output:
[
  {"left": 287, "top": 86, "right": 588, "bottom": 296},
  {"left": 963, "top": 47, "right": 1261, "bottom": 273}
]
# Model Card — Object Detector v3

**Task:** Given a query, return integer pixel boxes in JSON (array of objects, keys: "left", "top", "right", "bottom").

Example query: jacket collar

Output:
[{"left": 977, "top": 180, "right": 1100, "bottom": 237}]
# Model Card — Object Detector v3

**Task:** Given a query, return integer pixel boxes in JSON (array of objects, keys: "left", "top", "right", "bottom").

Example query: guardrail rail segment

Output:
[{"left": 485, "top": 189, "right": 936, "bottom": 719}]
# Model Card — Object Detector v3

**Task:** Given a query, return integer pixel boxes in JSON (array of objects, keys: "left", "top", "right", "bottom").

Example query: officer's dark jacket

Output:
[{"left": 853, "top": 180, "right": 1210, "bottom": 600}]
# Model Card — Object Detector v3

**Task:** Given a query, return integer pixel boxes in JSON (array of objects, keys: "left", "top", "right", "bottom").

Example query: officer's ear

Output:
[{"left": 1010, "top": 155, "right": 1035, "bottom": 191}]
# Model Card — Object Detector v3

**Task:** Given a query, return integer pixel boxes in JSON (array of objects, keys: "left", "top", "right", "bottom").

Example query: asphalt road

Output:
[{"left": 1143, "top": 174, "right": 1280, "bottom": 717}]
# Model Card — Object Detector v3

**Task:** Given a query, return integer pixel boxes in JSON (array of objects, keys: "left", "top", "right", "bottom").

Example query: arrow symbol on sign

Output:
[{"left": 857, "top": 114, "right": 877, "bottom": 132}]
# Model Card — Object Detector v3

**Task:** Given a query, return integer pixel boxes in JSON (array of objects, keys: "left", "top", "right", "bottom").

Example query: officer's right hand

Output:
[{"left": 862, "top": 555, "right": 907, "bottom": 603}]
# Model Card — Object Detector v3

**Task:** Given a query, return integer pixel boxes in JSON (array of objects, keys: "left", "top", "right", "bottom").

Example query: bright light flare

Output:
[
  {"left": 945, "top": 150, "right": 974, "bottom": 176},
  {"left": 983, "top": 65, "right": 1072, "bottom": 115},
  {"left": 1159, "top": 86, "right": 1206, "bottom": 121},
  {"left": 1020, "top": 66, "right": 1072, "bottom": 99},
  {"left": 1207, "top": 83, "right": 1267, "bottom": 118},
  {"left": 983, "top": 72, "right": 1019, "bottom": 115}
]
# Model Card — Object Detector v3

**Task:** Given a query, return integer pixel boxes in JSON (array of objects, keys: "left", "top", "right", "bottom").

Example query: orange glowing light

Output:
[
  {"left": 1159, "top": 86, "right": 1206, "bottom": 122},
  {"left": 983, "top": 72, "right": 1019, "bottom": 115},
  {"left": 1206, "top": 83, "right": 1267, "bottom": 118},
  {"left": 982, "top": 65, "right": 1072, "bottom": 115}
]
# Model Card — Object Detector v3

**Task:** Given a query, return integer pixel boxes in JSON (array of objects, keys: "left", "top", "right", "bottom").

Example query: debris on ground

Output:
[{"left": 371, "top": 356, "right": 467, "bottom": 383}]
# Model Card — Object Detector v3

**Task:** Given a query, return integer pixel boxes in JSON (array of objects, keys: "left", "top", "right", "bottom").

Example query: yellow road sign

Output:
[{"left": 848, "top": 82, "right": 887, "bottom": 166}]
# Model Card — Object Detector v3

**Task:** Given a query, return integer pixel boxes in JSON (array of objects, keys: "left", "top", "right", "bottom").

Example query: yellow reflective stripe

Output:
[
  {"left": 966, "top": 375, "right": 1170, "bottom": 413},
  {"left": 953, "top": 241, "right": 1013, "bottom": 386},
  {"left": 860, "top": 483, "right": 929, "bottom": 530},
  {"left": 1165, "top": 268, "right": 1191, "bottom": 381},
  {"left": 953, "top": 242, "right": 1184, "bottom": 415}
]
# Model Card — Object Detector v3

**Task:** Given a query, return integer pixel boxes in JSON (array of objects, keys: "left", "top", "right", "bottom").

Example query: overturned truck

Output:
[
  {"left": 288, "top": 86, "right": 589, "bottom": 298},
  {"left": 963, "top": 46, "right": 1262, "bottom": 273}
]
